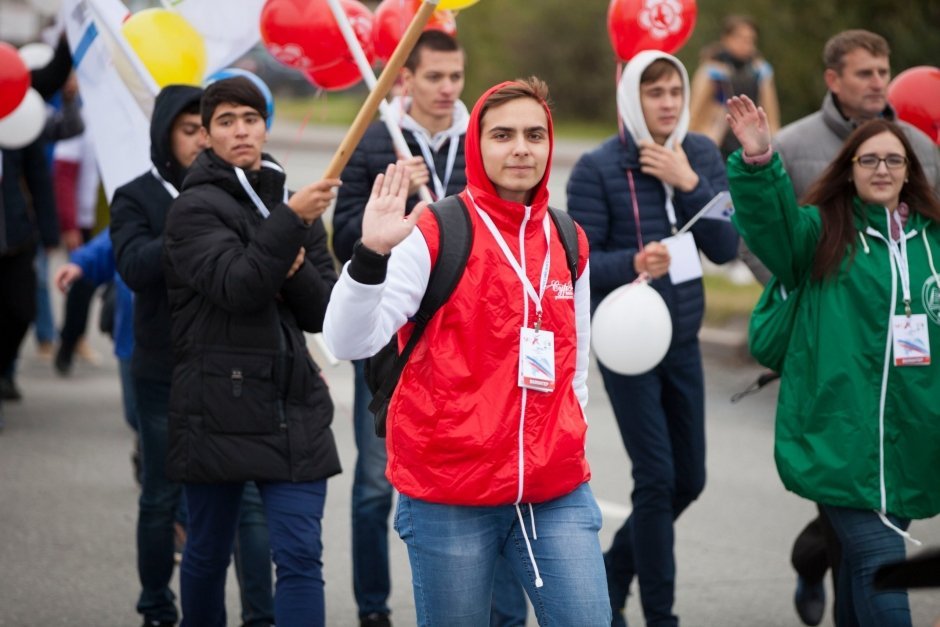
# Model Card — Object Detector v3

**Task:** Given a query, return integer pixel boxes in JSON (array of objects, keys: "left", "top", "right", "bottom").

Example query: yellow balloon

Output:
[
  {"left": 122, "top": 9, "right": 206, "bottom": 87},
  {"left": 437, "top": 0, "right": 480, "bottom": 10}
]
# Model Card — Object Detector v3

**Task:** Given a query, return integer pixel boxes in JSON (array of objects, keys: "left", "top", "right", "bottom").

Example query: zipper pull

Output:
[{"left": 231, "top": 369, "right": 243, "bottom": 397}]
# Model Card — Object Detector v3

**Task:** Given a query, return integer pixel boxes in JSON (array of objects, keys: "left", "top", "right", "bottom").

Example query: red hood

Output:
[{"left": 462, "top": 81, "right": 555, "bottom": 228}]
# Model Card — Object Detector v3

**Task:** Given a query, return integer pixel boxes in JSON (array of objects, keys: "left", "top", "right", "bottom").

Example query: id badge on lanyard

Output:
[
  {"left": 471, "top": 192, "right": 556, "bottom": 392},
  {"left": 519, "top": 327, "right": 556, "bottom": 391}
]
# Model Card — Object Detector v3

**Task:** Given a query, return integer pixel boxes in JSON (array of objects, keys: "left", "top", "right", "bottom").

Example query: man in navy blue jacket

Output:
[{"left": 567, "top": 51, "right": 738, "bottom": 627}]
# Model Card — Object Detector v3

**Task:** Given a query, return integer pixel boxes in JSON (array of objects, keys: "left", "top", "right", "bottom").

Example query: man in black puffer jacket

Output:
[
  {"left": 163, "top": 77, "right": 341, "bottom": 627},
  {"left": 111, "top": 84, "right": 276, "bottom": 627}
]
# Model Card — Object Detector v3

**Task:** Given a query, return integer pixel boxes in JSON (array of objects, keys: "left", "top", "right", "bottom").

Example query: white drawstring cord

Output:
[
  {"left": 923, "top": 227, "right": 940, "bottom": 287},
  {"left": 858, "top": 231, "right": 870, "bottom": 254},
  {"left": 876, "top": 510, "right": 922, "bottom": 546},
  {"left": 515, "top": 504, "right": 543, "bottom": 588}
]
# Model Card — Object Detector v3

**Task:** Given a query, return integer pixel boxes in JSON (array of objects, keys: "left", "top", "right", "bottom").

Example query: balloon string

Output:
[
  {"left": 627, "top": 169, "right": 643, "bottom": 252},
  {"left": 616, "top": 61, "right": 625, "bottom": 144}
]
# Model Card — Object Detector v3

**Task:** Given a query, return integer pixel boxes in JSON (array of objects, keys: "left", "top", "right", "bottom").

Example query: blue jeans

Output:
[
  {"left": 599, "top": 341, "right": 706, "bottom": 627},
  {"left": 234, "top": 482, "right": 275, "bottom": 627},
  {"left": 352, "top": 360, "right": 528, "bottom": 625},
  {"left": 351, "top": 360, "right": 394, "bottom": 617},
  {"left": 135, "top": 376, "right": 182, "bottom": 624},
  {"left": 33, "top": 247, "right": 55, "bottom": 344},
  {"left": 821, "top": 505, "right": 911, "bottom": 627},
  {"left": 181, "top": 480, "right": 327, "bottom": 627},
  {"left": 395, "top": 482, "right": 610, "bottom": 627}
]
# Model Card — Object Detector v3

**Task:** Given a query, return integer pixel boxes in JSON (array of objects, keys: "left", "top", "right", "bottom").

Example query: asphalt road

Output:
[{"left": 1, "top": 128, "right": 937, "bottom": 626}]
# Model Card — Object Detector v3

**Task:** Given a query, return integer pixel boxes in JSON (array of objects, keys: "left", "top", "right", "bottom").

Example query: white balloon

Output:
[
  {"left": 591, "top": 280, "right": 673, "bottom": 375},
  {"left": 0, "top": 88, "right": 46, "bottom": 150},
  {"left": 18, "top": 42, "right": 55, "bottom": 70}
]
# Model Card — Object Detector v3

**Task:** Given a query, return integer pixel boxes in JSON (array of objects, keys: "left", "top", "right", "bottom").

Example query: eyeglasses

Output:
[{"left": 852, "top": 153, "right": 908, "bottom": 170}]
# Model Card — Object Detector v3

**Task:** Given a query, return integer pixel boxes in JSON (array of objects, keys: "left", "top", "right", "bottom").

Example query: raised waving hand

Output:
[
  {"left": 726, "top": 95, "right": 771, "bottom": 157},
  {"left": 360, "top": 162, "right": 427, "bottom": 255}
]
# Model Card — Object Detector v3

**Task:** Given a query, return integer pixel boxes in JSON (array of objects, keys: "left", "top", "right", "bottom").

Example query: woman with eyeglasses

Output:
[{"left": 724, "top": 95, "right": 940, "bottom": 627}]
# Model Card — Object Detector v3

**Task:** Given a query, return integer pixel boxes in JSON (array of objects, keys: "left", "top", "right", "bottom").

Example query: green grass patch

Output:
[{"left": 702, "top": 273, "right": 762, "bottom": 326}]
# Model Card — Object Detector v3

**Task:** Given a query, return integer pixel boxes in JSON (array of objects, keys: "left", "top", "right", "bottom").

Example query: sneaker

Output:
[
  {"left": 360, "top": 613, "right": 391, "bottom": 627},
  {"left": 54, "top": 341, "right": 75, "bottom": 376},
  {"left": 0, "top": 377, "right": 21, "bottom": 401},
  {"left": 35, "top": 341, "right": 54, "bottom": 361},
  {"left": 794, "top": 575, "right": 825, "bottom": 626},
  {"left": 174, "top": 522, "right": 186, "bottom": 564},
  {"left": 75, "top": 337, "right": 102, "bottom": 365}
]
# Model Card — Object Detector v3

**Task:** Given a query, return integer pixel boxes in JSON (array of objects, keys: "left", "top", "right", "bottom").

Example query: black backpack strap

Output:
[
  {"left": 367, "top": 196, "right": 473, "bottom": 428},
  {"left": 548, "top": 207, "right": 580, "bottom": 285}
]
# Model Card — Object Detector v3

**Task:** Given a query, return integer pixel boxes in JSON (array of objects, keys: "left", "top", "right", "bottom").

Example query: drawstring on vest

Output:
[{"left": 515, "top": 504, "right": 544, "bottom": 588}]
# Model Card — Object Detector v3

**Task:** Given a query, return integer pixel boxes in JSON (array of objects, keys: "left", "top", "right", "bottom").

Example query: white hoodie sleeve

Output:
[
  {"left": 573, "top": 262, "right": 591, "bottom": 411},
  {"left": 323, "top": 228, "right": 432, "bottom": 360}
]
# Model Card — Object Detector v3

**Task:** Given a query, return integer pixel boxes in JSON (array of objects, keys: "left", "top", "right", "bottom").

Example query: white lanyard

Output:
[
  {"left": 412, "top": 132, "right": 459, "bottom": 201},
  {"left": 663, "top": 191, "right": 678, "bottom": 234},
  {"left": 469, "top": 192, "right": 551, "bottom": 327},
  {"left": 234, "top": 160, "right": 288, "bottom": 219},
  {"left": 885, "top": 209, "right": 913, "bottom": 316},
  {"left": 150, "top": 166, "right": 179, "bottom": 199}
]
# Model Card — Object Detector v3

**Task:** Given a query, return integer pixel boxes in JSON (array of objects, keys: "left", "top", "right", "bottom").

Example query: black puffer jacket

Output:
[
  {"left": 163, "top": 149, "right": 341, "bottom": 483},
  {"left": 110, "top": 85, "right": 203, "bottom": 381},
  {"left": 332, "top": 121, "right": 466, "bottom": 263}
]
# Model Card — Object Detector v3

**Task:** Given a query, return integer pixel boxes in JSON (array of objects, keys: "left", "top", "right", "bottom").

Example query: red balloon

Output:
[
  {"left": 888, "top": 66, "right": 940, "bottom": 146},
  {"left": 607, "top": 0, "right": 697, "bottom": 62},
  {"left": 260, "top": 0, "right": 374, "bottom": 73},
  {"left": 0, "top": 42, "right": 31, "bottom": 119},
  {"left": 306, "top": 58, "right": 363, "bottom": 91},
  {"left": 373, "top": 0, "right": 457, "bottom": 63}
]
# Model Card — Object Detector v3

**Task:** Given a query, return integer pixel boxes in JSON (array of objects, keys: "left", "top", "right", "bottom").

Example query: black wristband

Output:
[{"left": 349, "top": 239, "right": 390, "bottom": 285}]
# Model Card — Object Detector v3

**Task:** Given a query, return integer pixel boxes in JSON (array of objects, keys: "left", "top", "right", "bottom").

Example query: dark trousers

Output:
[
  {"left": 0, "top": 249, "right": 37, "bottom": 377},
  {"left": 792, "top": 508, "right": 842, "bottom": 583},
  {"left": 182, "top": 480, "right": 327, "bottom": 627},
  {"left": 600, "top": 341, "right": 707, "bottom": 627},
  {"left": 59, "top": 228, "right": 94, "bottom": 348}
]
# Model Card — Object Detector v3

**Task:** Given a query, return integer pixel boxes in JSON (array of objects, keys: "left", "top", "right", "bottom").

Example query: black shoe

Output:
[
  {"left": 360, "top": 613, "right": 391, "bottom": 627},
  {"left": 54, "top": 341, "right": 75, "bottom": 376},
  {"left": 0, "top": 377, "right": 21, "bottom": 401},
  {"left": 794, "top": 575, "right": 825, "bottom": 626},
  {"left": 141, "top": 621, "right": 175, "bottom": 627}
]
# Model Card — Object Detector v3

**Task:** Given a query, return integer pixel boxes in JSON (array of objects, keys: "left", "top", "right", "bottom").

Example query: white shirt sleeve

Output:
[
  {"left": 323, "top": 228, "right": 432, "bottom": 360},
  {"left": 573, "top": 261, "right": 591, "bottom": 410}
]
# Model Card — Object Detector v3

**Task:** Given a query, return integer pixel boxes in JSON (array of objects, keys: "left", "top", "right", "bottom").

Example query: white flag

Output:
[
  {"left": 63, "top": 0, "right": 151, "bottom": 201},
  {"left": 677, "top": 191, "right": 735, "bottom": 235},
  {"left": 61, "top": 0, "right": 264, "bottom": 201}
]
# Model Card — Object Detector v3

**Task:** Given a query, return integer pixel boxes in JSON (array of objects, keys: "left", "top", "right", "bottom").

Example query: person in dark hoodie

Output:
[
  {"left": 567, "top": 52, "right": 739, "bottom": 627},
  {"left": 162, "top": 77, "right": 341, "bottom": 627},
  {"left": 110, "top": 84, "right": 275, "bottom": 627},
  {"left": 324, "top": 77, "right": 610, "bottom": 626}
]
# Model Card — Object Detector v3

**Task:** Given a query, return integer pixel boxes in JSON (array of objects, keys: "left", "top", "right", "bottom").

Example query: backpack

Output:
[
  {"left": 364, "top": 194, "right": 581, "bottom": 437},
  {"left": 747, "top": 275, "right": 802, "bottom": 372}
]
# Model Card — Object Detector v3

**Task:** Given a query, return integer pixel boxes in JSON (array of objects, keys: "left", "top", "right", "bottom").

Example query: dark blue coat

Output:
[
  {"left": 332, "top": 121, "right": 466, "bottom": 264},
  {"left": 566, "top": 132, "right": 738, "bottom": 346}
]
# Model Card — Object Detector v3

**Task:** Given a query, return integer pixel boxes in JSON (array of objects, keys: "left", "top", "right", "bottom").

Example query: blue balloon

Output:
[{"left": 205, "top": 68, "right": 275, "bottom": 130}]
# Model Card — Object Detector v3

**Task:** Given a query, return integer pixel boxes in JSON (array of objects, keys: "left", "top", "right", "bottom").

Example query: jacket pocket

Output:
[{"left": 203, "top": 352, "right": 278, "bottom": 434}]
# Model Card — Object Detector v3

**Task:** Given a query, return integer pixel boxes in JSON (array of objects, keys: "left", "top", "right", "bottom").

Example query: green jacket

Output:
[{"left": 729, "top": 151, "right": 940, "bottom": 520}]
